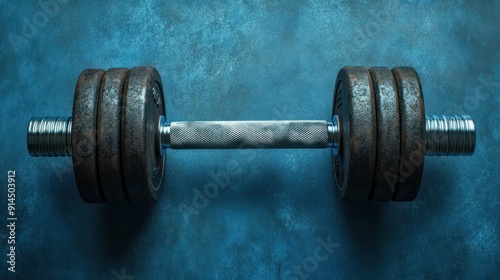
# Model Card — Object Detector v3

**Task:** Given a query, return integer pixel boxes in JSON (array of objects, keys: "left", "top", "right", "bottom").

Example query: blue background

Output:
[{"left": 0, "top": 0, "right": 499, "bottom": 279}]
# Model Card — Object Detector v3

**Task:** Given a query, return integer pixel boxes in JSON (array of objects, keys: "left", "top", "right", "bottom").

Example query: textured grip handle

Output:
[{"left": 168, "top": 120, "right": 332, "bottom": 149}]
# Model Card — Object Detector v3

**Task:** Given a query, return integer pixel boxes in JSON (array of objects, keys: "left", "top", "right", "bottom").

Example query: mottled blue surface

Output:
[{"left": 0, "top": 0, "right": 499, "bottom": 279}]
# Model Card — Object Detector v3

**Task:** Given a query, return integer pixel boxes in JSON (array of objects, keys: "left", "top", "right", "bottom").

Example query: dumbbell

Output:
[{"left": 27, "top": 66, "right": 475, "bottom": 203}]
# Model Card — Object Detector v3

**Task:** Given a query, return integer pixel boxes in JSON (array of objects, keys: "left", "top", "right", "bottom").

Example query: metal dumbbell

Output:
[{"left": 27, "top": 66, "right": 476, "bottom": 203}]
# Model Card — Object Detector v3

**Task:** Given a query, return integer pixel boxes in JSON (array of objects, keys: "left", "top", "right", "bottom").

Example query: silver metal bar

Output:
[
  {"left": 27, "top": 117, "right": 73, "bottom": 157},
  {"left": 425, "top": 115, "right": 475, "bottom": 156},
  {"left": 166, "top": 120, "right": 334, "bottom": 149},
  {"left": 26, "top": 115, "right": 476, "bottom": 156}
]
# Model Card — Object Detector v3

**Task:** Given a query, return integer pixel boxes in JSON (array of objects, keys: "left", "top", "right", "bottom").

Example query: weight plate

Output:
[
  {"left": 369, "top": 68, "right": 400, "bottom": 201},
  {"left": 97, "top": 68, "right": 129, "bottom": 202},
  {"left": 332, "top": 67, "right": 377, "bottom": 201},
  {"left": 392, "top": 67, "right": 426, "bottom": 201},
  {"left": 72, "top": 69, "right": 106, "bottom": 203},
  {"left": 122, "top": 67, "right": 166, "bottom": 203}
]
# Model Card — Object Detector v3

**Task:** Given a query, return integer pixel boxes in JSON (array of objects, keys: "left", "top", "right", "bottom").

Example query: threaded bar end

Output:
[
  {"left": 28, "top": 117, "right": 73, "bottom": 157},
  {"left": 425, "top": 115, "right": 475, "bottom": 156}
]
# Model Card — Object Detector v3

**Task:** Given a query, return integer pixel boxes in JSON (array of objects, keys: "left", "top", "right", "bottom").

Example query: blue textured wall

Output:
[{"left": 0, "top": 0, "right": 499, "bottom": 279}]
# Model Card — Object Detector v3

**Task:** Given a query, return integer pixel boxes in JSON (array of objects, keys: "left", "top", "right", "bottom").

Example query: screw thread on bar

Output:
[
  {"left": 425, "top": 115, "right": 475, "bottom": 156},
  {"left": 27, "top": 117, "right": 73, "bottom": 157}
]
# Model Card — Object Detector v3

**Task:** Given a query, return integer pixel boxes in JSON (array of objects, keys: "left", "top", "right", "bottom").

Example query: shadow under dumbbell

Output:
[
  {"left": 331, "top": 162, "right": 454, "bottom": 276},
  {"left": 417, "top": 160, "right": 455, "bottom": 214},
  {"left": 98, "top": 203, "right": 155, "bottom": 256},
  {"left": 49, "top": 169, "right": 155, "bottom": 258},
  {"left": 334, "top": 200, "right": 386, "bottom": 273}
]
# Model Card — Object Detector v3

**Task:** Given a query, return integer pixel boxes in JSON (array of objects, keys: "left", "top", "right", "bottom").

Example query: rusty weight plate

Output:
[
  {"left": 72, "top": 69, "right": 106, "bottom": 203},
  {"left": 97, "top": 68, "right": 129, "bottom": 202},
  {"left": 392, "top": 67, "right": 426, "bottom": 201},
  {"left": 332, "top": 67, "right": 377, "bottom": 201},
  {"left": 369, "top": 67, "right": 400, "bottom": 201},
  {"left": 122, "top": 67, "right": 166, "bottom": 203}
]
